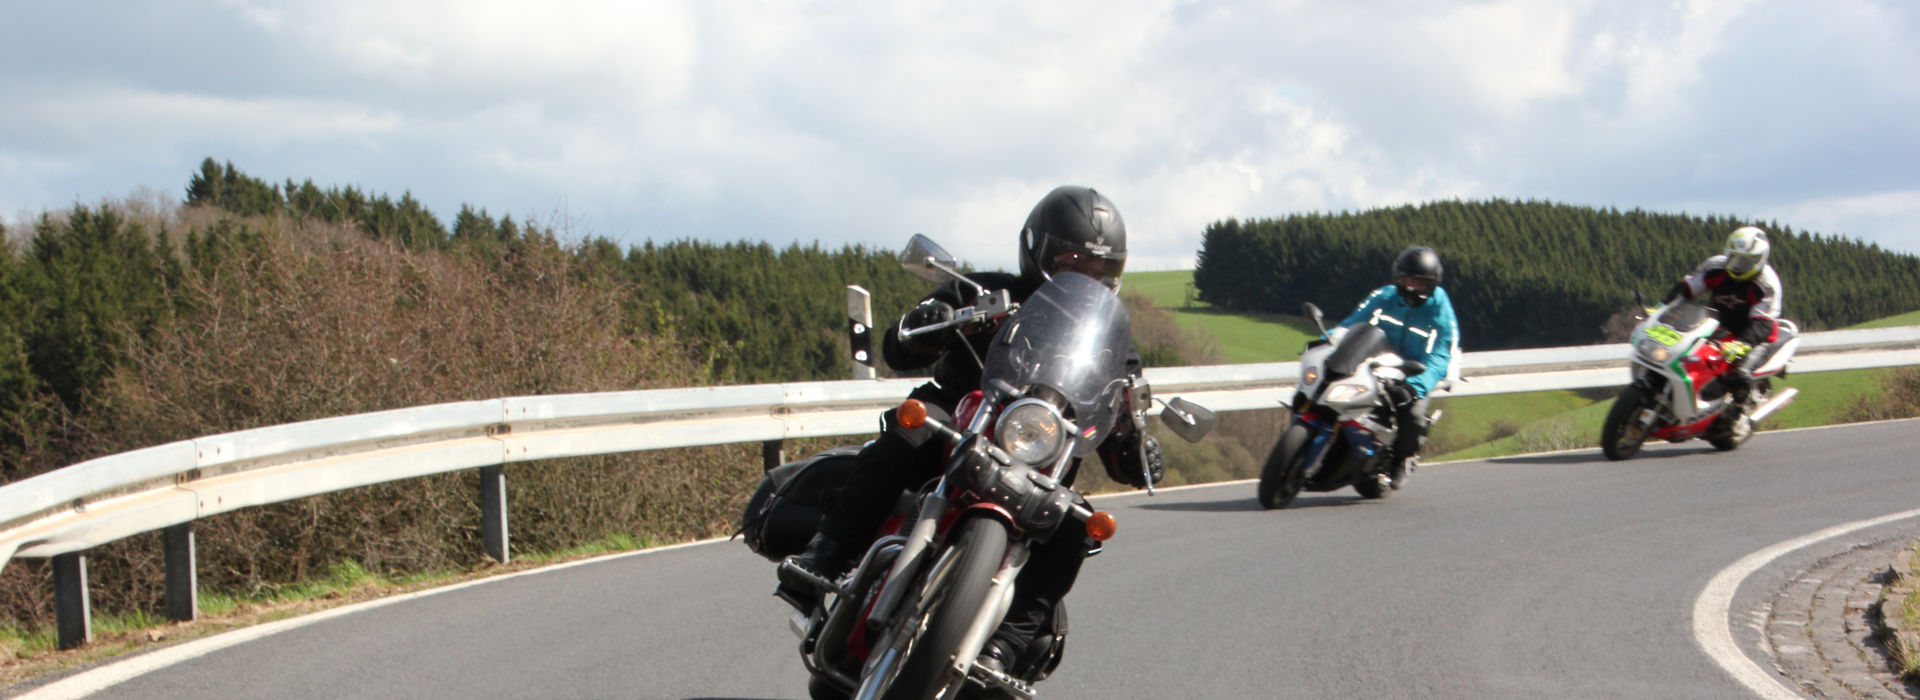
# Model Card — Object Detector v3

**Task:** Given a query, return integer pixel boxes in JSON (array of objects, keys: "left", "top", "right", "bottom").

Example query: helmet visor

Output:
[
  {"left": 1726, "top": 252, "right": 1763, "bottom": 280},
  {"left": 1396, "top": 275, "right": 1436, "bottom": 294},
  {"left": 1038, "top": 236, "right": 1125, "bottom": 287}
]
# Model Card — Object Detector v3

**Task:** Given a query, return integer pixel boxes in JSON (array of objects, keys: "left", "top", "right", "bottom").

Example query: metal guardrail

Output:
[{"left": 4, "top": 325, "right": 1918, "bottom": 648}]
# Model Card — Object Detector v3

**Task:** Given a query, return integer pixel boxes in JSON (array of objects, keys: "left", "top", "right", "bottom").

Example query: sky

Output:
[{"left": 2, "top": 0, "right": 1916, "bottom": 273}]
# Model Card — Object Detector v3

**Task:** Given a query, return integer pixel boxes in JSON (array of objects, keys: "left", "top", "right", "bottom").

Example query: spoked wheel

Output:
[
  {"left": 862, "top": 518, "right": 1009, "bottom": 700},
  {"left": 1601, "top": 385, "right": 1657, "bottom": 461},
  {"left": 1258, "top": 423, "right": 1314, "bottom": 509}
]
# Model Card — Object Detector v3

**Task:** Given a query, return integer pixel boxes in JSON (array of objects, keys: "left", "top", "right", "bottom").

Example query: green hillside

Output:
[{"left": 1125, "top": 270, "right": 1320, "bottom": 363}]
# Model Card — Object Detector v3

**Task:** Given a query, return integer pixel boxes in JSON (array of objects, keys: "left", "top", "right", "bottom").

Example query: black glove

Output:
[
  {"left": 1142, "top": 435, "right": 1165, "bottom": 486},
  {"left": 1104, "top": 433, "right": 1163, "bottom": 488},
  {"left": 900, "top": 300, "right": 954, "bottom": 334}
]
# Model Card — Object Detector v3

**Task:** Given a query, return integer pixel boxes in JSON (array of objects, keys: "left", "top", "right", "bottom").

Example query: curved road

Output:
[{"left": 26, "top": 418, "right": 1920, "bottom": 699}]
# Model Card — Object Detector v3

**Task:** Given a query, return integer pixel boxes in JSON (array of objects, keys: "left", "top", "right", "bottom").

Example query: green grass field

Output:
[
  {"left": 1126, "top": 270, "right": 1322, "bottom": 363},
  {"left": 1126, "top": 269, "right": 1918, "bottom": 461},
  {"left": 1851, "top": 309, "right": 1920, "bottom": 329}
]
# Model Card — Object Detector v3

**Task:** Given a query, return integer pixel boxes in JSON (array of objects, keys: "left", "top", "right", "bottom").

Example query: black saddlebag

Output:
[{"left": 737, "top": 445, "right": 862, "bottom": 561}]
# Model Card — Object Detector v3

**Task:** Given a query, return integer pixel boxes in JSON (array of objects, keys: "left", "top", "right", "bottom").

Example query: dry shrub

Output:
[
  {"left": 0, "top": 210, "right": 748, "bottom": 624},
  {"left": 1839, "top": 367, "right": 1920, "bottom": 423}
]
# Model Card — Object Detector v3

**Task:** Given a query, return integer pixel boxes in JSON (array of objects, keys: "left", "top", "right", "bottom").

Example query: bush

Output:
[{"left": 0, "top": 209, "right": 734, "bottom": 625}]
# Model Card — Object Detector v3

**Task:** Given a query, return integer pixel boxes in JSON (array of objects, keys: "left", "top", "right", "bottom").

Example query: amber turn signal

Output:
[
  {"left": 1085, "top": 511, "right": 1117, "bottom": 541},
  {"left": 898, "top": 399, "right": 928, "bottom": 429}
]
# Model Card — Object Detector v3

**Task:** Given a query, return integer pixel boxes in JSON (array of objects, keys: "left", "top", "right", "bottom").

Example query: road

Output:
[{"left": 31, "top": 418, "right": 1920, "bottom": 699}]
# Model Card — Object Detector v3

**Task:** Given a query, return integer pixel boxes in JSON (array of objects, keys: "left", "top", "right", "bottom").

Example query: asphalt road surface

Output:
[{"left": 29, "top": 418, "right": 1920, "bottom": 699}]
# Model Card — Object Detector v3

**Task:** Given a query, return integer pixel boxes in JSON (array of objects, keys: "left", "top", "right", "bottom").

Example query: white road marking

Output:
[{"left": 1690, "top": 508, "right": 1920, "bottom": 699}]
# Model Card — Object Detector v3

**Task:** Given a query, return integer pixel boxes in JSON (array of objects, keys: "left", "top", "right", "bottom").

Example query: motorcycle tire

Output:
[
  {"left": 808, "top": 674, "right": 850, "bottom": 700},
  {"left": 1353, "top": 474, "right": 1387, "bottom": 499},
  {"left": 1258, "top": 423, "right": 1313, "bottom": 509},
  {"left": 873, "top": 517, "right": 1010, "bottom": 700},
  {"left": 1708, "top": 412, "right": 1752, "bottom": 452},
  {"left": 1601, "top": 385, "right": 1654, "bottom": 461}
]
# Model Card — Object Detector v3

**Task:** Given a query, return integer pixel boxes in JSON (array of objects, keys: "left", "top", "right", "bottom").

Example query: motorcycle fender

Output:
[
  {"left": 866, "top": 493, "right": 949, "bottom": 631},
  {"left": 948, "top": 541, "right": 1027, "bottom": 682}
]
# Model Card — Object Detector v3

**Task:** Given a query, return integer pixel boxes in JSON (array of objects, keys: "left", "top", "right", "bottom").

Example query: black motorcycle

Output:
[{"left": 741, "top": 235, "right": 1216, "bottom": 700}]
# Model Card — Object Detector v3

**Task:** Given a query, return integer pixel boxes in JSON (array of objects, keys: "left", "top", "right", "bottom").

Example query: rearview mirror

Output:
[
  {"left": 1158, "top": 397, "right": 1218, "bottom": 443},
  {"left": 899, "top": 234, "right": 961, "bottom": 285},
  {"left": 1302, "top": 302, "right": 1326, "bottom": 334}
]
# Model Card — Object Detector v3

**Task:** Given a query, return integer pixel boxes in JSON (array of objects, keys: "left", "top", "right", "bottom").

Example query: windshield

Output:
[
  {"left": 1326, "top": 323, "right": 1388, "bottom": 377},
  {"left": 1655, "top": 301, "right": 1715, "bottom": 333},
  {"left": 982, "top": 272, "right": 1132, "bottom": 457}
]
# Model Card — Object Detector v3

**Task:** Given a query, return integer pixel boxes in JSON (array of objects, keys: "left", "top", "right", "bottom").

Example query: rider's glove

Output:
[
  {"left": 1721, "top": 340, "right": 1752, "bottom": 363},
  {"left": 1142, "top": 435, "right": 1165, "bottom": 486},
  {"left": 901, "top": 300, "right": 955, "bottom": 333}
]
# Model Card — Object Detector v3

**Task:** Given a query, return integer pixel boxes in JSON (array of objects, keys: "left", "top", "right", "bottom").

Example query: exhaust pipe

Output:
[{"left": 1749, "top": 387, "right": 1799, "bottom": 425}]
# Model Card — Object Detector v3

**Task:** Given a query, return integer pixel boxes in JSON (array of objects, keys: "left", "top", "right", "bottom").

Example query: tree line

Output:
[{"left": 1191, "top": 199, "right": 1920, "bottom": 350}]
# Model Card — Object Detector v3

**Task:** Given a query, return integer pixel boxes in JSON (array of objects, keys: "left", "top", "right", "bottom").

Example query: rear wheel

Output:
[
  {"left": 873, "top": 518, "right": 1009, "bottom": 700},
  {"left": 1601, "top": 385, "right": 1656, "bottom": 461},
  {"left": 1353, "top": 472, "right": 1388, "bottom": 499},
  {"left": 1258, "top": 423, "right": 1314, "bottom": 509},
  {"left": 1708, "top": 411, "right": 1752, "bottom": 452}
]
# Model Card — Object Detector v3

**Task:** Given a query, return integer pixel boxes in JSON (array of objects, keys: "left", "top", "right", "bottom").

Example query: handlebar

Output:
[{"left": 895, "top": 288, "right": 1019, "bottom": 340}]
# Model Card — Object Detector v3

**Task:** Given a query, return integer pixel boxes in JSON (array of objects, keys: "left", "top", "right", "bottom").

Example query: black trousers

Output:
[
  {"left": 820, "top": 409, "right": 1088, "bottom": 658},
  {"left": 1390, "top": 391, "right": 1430, "bottom": 461}
]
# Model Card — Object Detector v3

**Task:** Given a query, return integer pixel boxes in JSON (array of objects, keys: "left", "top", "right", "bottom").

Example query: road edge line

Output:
[{"left": 1690, "top": 507, "right": 1920, "bottom": 699}]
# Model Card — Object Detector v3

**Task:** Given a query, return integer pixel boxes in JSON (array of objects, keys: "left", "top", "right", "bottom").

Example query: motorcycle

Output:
[
  {"left": 1599, "top": 295, "right": 1800, "bottom": 460},
  {"left": 1258, "top": 302, "right": 1434, "bottom": 510},
  {"left": 750, "top": 235, "right": 1217, "bottom": 700}
]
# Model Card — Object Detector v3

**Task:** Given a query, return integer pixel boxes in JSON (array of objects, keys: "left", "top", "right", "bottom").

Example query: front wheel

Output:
[
  {"left": 1601, "top": 385, "right": 1656, "bottom": 461},
  {"left": 871, "top": 517, "right": 1009, "bottom": 700},
  {"left": 1258, "top": 423, "right": 1314, "bottom": 509}
]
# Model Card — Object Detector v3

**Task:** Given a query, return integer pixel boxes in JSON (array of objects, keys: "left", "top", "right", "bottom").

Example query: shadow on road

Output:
[
  {"left": 685, "top": 697, "right": 794, "bottom": 700},
  {"left": 1137, "top": 493, "right": 1367, "bottom": 513},
  {"left": 1488, "top": 445, "right": 1715, "bottom": 465}
]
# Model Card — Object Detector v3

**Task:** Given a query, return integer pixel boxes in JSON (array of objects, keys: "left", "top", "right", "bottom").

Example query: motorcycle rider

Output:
[
  {"left": 1663, "top": 225, "right": 1785, "bottom": 402},
  {"left": 1333, "top": 245, "right": 1458, "bottom": 487},
  {"left": 778, "top": 185, "right": 1165, "bottom": 683}
]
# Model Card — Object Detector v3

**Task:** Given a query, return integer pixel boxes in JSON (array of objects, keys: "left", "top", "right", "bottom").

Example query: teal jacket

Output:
[{"left": 1338, "top": 285, "right": 1458, "bottom": 398}]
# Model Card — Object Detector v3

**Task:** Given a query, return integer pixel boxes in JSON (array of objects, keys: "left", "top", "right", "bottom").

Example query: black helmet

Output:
[
  {"left": 1392, "top": 245, "right": 1443, "bottom": 304},
  {"left": 1018, "top": 186, "right": 1127, "bottom": 289}
]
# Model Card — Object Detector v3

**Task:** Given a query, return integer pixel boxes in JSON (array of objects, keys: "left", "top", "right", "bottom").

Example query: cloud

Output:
[{"left": 2, "top": 0, "right": 1917, "bottom": 270}]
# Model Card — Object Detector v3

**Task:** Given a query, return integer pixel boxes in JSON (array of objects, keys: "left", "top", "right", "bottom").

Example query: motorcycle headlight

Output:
[
  {"left": 1325, "top": 383, "right": 1367, "bottom": 404},
  {"left": 1636, "top": 339, "right": 1671, "bottom": 363},
  {"left": 995, "top": 399, "right": 1065, "bottom": 465}
]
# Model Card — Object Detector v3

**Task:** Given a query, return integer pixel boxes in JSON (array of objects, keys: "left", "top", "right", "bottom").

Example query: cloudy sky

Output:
[{"left": 2, "top": 0, "right": 1915, "bottom": 272}]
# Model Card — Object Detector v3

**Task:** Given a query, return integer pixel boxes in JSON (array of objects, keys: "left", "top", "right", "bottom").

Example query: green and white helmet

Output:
[{"left": 1724, "top": 226, "right": 1771, "bottom": 281}]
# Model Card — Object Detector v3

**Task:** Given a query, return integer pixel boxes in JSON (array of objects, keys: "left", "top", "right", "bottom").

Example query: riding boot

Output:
[
  {"left": 776, "top": 532, "right": 858, "bottom": 612},
  {"left": 1723, "top": 369, "right": 1754, "bottom": 404}
]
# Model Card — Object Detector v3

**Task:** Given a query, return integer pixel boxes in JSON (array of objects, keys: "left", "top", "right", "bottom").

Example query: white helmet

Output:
[{"left": 1724, "top": 226, "right": 1770, "bottom": 281}]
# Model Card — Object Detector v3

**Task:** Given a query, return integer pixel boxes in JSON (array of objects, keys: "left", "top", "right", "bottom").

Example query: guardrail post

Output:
[
  {"left": 164, "top": 522, "right": 197, "bottom": 621},
  {"left": 763, "top": 440, "right": 786, "bottom": 472},
  {"left": 481, "top": 465, "right": 508, "bottom": 564},
  {"left": 848, "top": 285, "right": 876, "bottom": 380},
  {"left": 54, "top": 552, "right": 90, "bottom": 650}
]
